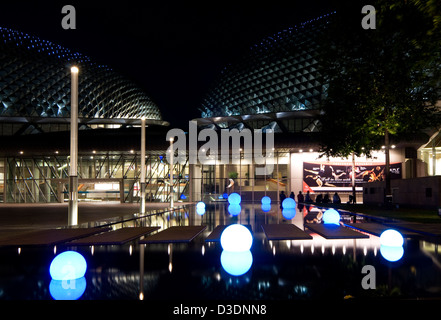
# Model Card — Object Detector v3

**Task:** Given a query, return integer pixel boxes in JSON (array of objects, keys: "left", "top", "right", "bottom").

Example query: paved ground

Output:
[{"left": 0, "top": 202, "right": 174, "bottom": 230}]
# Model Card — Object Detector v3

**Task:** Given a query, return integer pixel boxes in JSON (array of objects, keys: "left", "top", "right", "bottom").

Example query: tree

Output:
[{"left": 318, "top": 0, "right": 441, "bottom": 203}]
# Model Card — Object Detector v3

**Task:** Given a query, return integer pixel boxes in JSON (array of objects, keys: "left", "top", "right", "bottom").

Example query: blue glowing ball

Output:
[
  {"left": 380, "top": 245, "right": 404, "bottom": 262},
  {"left": 380, "top": 229, "right": 404, "bottom": 247},
  {"left": 282, "top": 208, "right": 296, "bottom": 220},
  {"left": 196, "top": 201, "right": 205, "bottom": 209},
  {"left": 180, "top": 194, "right": 187, "bottom": 200},
  {"left": 196, "top": 206, "right": 205, "bottom": 215},
  {"left": 220, "top": 250, "right": 253, "bottom": 276},
  {"left": 228, "top": 192, "right": 241, "bottom": 205},
  {"left": 261, "top": 203, "right": 271, "bottom": 212},
  {"left": 228, "top": 204, "right": 241, "bottom": 216},
  {"left": 222, "top": 193, "right": 228, "bottom": 199},
  {"left": 220, "top": 224, "right": 253, "bottom": 252},
  {"left": 323, "top": 209, "right": 340, "bottom": 225},
  {"left": 49, "top": 277, "right": 87, "bottom": 300},
  {"left": 282, "top": 197, "right": 296, "bottom": 209},
  {"left": 261, "top": 196, "right": 271, "bottom": 205},
  {"left": 49, "top": 251, "right": 87, "bottom": 281}
]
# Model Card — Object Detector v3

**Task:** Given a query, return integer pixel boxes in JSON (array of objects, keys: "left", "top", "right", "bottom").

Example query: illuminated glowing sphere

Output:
[
  {"left": 261, "top": 203, "right": 271, "bottom": 212},
  {"left": 196, "top": 206, "right": 205, "bottom": 215},
  {"left": 49, "top": 277, "right": 87, "bottom": 300},
  {"left": 220, "top": 250, "right": 253, "bottom": 276},
  {"left": 380, "top": 245, "right": 404, "bottom": 262},
  {"left": 282, "top": 208, "right": 296, "bottom": 220},
  {"left": 196, "top": 201, "right": 205, "bottom": 209},
  {"left": 380, "top": 229, "right": 404, "bottom": 247},
  {"left": 228, "top": 204, "right": 241, "bottom": 216},
  {"left": 282, "top": 197, "right": 296, "bottom": 209},
  {"left": 228, "top": 192, "right": 241, "bottom": 205},
  {"left": 323, "top": 209, "right": 340, "bottom": 225},
  {"left": 222, "top": 193, "right": 228, "bottom": 199},
  {"left": 220, "top": 224, "right": 253, "bottom": 252},
  {"left": 49, "top": 251, "right": 87, "bottom": 281},
  {"left": 261, "top": 196, "right": 271, "bottom": 205}
]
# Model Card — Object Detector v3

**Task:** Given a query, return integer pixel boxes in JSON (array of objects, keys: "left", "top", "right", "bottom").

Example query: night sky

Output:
[{"left": 0, "top": 0, "right": 335, "bottom": 128}]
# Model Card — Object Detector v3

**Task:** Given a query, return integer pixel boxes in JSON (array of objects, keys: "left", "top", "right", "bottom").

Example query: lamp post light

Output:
[
  {"left": 68, "top": 66, "right": 79, "bottom": 226},
  {"left": 169, "top": 137, "right": 174, "bottom": 208},
  {"left": 140, "top": 117, "right": 146, "bottom": 215}
]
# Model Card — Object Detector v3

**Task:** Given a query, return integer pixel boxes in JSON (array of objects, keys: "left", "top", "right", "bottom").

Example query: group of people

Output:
[{"left": 279, "top": 190, "right": 341, "bottom": 205}]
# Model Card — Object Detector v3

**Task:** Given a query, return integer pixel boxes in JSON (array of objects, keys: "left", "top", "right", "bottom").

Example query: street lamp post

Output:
[
  {"left": 140, "top": 117, "right": 146, "bottom": 215},
  {"left": 68, "top": 66, "right": 79, "bottom": 226},
  {"left": 170, "top": 137, "right": 174, "bottom": 208}
]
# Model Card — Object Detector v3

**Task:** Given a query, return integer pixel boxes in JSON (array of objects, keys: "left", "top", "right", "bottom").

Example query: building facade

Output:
[{"left": 0, "top": 27, "right": 181, "bottom": 203}]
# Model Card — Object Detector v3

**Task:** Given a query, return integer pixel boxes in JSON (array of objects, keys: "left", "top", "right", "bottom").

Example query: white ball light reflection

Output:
[
  {"left": 282, "top": 208, "right": 296, "bottom": 220},
  {"left": 220, "top": 224, "right": 253, "bottom": 252},
  {"left": 196, "top": 206, "right": 205, "bottom": 215},
  {"left": 380, "top": 245, "right": 404, "bottom": 262},
  {"left": 220, "top": 250, "right": 253, "bottom": 276},
  {"left": 261, "top": 203, "right": 271, "bottom": 212},
  {"left": 49, "top": 277, "right": 86, "bottom": 300},
  {"left": 228, "top": 204, "right": 241, "bottom": 216}
]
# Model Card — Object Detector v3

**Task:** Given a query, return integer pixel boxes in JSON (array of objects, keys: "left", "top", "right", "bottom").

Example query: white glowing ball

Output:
[
  {"left": 323, "top": 209, "right": 340, "bottom": 225},
  {"left": 228, "top": 192, "right": 241, "bottom": 205},
  {"left": 282, "top": 197, "right": 296, "bottom": 209},
  {"left": 380, "top": 229, "right": 404, "bottom": 247},
  {"left": 220, "top": 250, "right": 253, "bottom": 276},
  {"left": 261, "top": 196, "right": 271, "bottom": 205},
  {"left": 220, "top": 224, "right": 253, "bottom": 252},
  {"left": 196, "top": 201, "right": 205, "bottom": 209},
  {"left": 49, "top": 251, "right": 87, "bottom": 281}
]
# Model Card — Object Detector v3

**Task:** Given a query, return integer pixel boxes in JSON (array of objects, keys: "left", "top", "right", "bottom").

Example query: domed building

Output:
[
  {"left": 0, "top": 26, "right": 164, "bottom": 133},
  {"left": 0, "top": 27, "right": 184, "bottom": 204},
  {"left": 191, "top": 14, "right": 422, "bottom": 204}
]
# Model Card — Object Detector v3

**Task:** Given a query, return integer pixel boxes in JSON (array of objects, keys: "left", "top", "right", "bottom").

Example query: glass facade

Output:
[
  {"left": 189, "top": 151, "right": 290, "bottom": 202},
  {"left": 4, "top": 152, "right": 189, "bottom": 203},
  {"left": 199, "top": 15, "right": 331, "bottom": 119},
  {"left": 0, "top": 27, "right": 172, "bottom": 203}
]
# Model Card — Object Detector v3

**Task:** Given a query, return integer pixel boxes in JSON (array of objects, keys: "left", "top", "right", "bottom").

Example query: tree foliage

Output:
[{"left": 318, "top": 0, "right": 441, "bottom": 159}]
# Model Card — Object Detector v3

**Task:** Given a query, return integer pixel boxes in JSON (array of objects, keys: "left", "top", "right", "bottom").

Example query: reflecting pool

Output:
[{"left": 1, "top": 203, "right": 441, "bottom": 300}]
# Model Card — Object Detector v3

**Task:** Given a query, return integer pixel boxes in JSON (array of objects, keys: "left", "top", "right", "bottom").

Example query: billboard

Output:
[{"left": 303, "top": 161, "right": 402, "bottom": 192}]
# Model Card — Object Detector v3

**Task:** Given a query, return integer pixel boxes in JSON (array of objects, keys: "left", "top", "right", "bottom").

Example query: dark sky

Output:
[{"left": 0, "top": 0, "right": 335, "bottom": 128}]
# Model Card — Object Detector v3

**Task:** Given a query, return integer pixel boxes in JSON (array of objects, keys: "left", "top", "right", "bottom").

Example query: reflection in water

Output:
[
  {"left": 220, "top": 250, "right": 253, "bottom": 276},
  {"left": 227, "top": 204, "right": 241, "bottom": 216},
  {"left": 49, "top": 277, "right": 86, "bottom": 300},
  {"left": 380, "top": 245, "right": 404, "bottom": 262},
  {"left": 3, "top": 203, "right": 441, "bottom": 299},
  {"left": 282, "top": 208, "right": 296, "bottom": 220}
]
